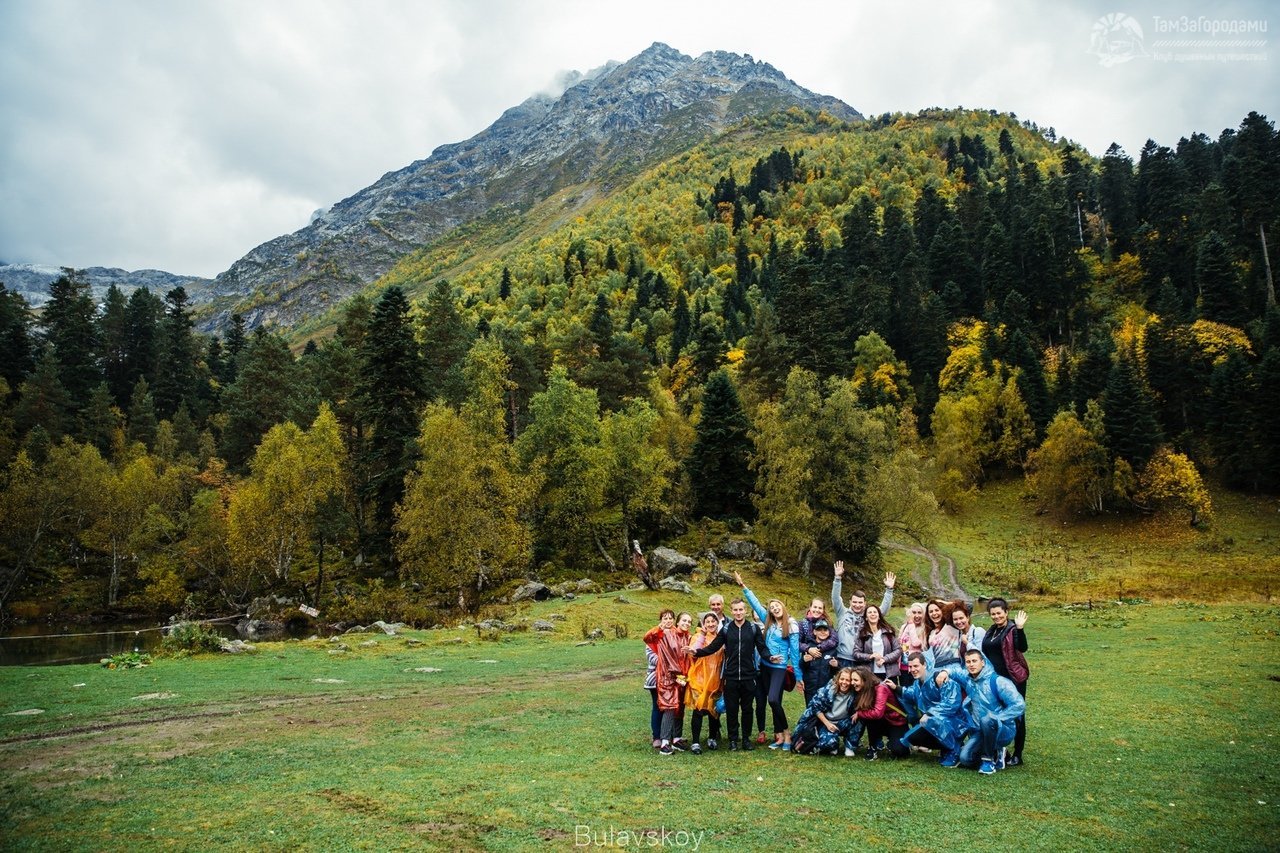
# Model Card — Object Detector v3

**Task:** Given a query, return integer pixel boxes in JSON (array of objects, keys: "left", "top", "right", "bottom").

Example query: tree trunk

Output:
[
  {"left": 592, "top": 528, "right": 617, "bottom": 572},
  {"left": 1261, "top": 222, "right": 1276, "bottom": 308}
]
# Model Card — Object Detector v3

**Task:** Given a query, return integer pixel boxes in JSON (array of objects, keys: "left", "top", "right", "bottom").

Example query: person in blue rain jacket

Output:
[
  {"left": 790, "top": 667, "right": 859, "bottom": 755},
  {"left": 957, "top": 648, "right": 1026, "bottom": 775},
  {"left": 897, "top": 650, "right": 973, "bottom": 767}
]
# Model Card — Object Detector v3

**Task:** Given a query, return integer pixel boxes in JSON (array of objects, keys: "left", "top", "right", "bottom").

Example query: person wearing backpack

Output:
[
  {"left": 980, "top": 598, "right": 1029, "bottom": 766},
  {"left": 958, "top": 649, "right": 1026, "bottom": 775}
]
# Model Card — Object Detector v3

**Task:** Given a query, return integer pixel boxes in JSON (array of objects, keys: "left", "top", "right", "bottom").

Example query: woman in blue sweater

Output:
[{"left": 735, "top": 571, "right": 802, "bottom": 750}]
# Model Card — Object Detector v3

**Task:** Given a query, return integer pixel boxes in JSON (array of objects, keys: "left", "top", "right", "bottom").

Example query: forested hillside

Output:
[{"left": 1, "top": 107, "right": 1276, "bottom": 622}]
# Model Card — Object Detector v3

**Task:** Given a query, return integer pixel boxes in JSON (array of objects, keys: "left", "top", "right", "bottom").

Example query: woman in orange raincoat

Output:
[
  {"left": 644, "top": 610, "right": 692, "bottom": 755},
  {"left": 686, "top": 611, "right": 724, "bottom": 754}
]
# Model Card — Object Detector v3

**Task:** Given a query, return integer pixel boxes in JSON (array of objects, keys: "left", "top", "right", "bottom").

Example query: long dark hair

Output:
[
  {"left": 925, "top": 598, "right": 954, "bottom": 642},
  {"left": 851, "top": 666, "right": 881, "bottom": 712},
  {"left": 857, "top": 604, "right": 897, "bottom": 642}
]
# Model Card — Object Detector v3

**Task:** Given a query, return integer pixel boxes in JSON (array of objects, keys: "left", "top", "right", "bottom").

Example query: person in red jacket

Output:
[
  {"left": 849, "top": 666, "right": 910, "bottom": 760},
  {"left": 644, "top": 609, "right": 692, "bottom": 755}
]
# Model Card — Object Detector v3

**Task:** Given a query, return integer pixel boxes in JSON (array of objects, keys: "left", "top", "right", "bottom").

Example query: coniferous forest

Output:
[{"left": 1, "top": 107, "right": 1277, "bottom": 624}]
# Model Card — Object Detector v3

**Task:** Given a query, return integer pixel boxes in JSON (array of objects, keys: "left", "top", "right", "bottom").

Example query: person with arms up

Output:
[
  {"left": 736, "top": 571, "right": 803, "bottom": 750},
  {"left": 831, "top": 561, "right": 895, "bottom": 668}
]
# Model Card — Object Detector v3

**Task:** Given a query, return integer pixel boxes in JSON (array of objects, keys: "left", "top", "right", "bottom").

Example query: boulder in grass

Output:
[
  {"left": 533, "top": 619, "right": 557, "bottom": 632},
  {"left": 236, "top": 618, "right": 284, "bottom": 641},
  {"left": 576, "top": 579, "right": 600, "bottom": 593},
  {"left": 659, "top": 577, "right": 693, "bottom": 594},
  {"left": 650, "top": 547, "right": 698, "bottom": 577},
  {"left": 219, "top": 638, "right": 257, "bottom": 654},
  {"left": 511, "top": 581, "right": 551, "bottom": 603},
  {"left": 370, "top": 620, "right": 404, "bottom": 635},
  {"left": 718, "top": 539, "right": 761, "bottom": 561}
]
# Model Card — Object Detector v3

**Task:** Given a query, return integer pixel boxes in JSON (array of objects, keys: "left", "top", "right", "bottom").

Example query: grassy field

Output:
[
  {"left": 2, "top": 592, "right": 1278, "bottom": 851},
  {"left": 3, "top": 486, "right": 1278, "bottom": 851}
]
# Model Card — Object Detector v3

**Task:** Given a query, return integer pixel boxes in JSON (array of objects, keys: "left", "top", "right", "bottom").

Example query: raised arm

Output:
[
  {"left": 879, "top": 571, "right": 896, "bottom": 613},
  {"left": 831, "top": 561, "right": 847, "bottom": 619},
  {"left": 741, "top": 584, "right": 767, "bottom": 622}
]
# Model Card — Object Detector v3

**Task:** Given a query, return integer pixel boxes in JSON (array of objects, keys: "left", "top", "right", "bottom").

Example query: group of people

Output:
[{"left": 642, "top": 563, "right": 1029, "bottom": 775}]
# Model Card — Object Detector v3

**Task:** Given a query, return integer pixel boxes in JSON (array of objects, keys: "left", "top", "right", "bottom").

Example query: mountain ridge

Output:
[{"left": 200, "top": 42, "right": 861, "bottom": 330}]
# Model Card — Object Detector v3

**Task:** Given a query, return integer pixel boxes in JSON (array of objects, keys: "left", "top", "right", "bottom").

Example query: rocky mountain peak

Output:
[{"left": 203, "top": 44, "right": 861, "bottom": 331}]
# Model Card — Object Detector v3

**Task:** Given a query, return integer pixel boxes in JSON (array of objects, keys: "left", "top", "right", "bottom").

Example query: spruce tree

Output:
[
  {"left": 688, "top": 370, "right": 754, "bottom": 520},
  {"left": 419, "top": 280, "right": 473, "bottom": 406},
  {"left": 124, "top": 288, "right": 162, "bottom": 391},
  {"left": 0, "top": 283, "right": 34, "bottom": 393},
  {"left": 1196, "top": 230, "right": 1244, "bottom": 325},
  {"left": 670, "top": 289, "right": 692, "bottom": 364},
  {"left": 1102, "top": 352, "right": 1163, "bottom": 467},
  {"left": 126, "top": 377, "right": 158, "bottom": 449},
  {"left": 40, "top": 269, "right": 99, "bottom": 409},
  {"left": 356, "top": 286, "right": 425, "bottom": 555},
  {"left": 98, "top": 285, "right": 131, "bottom": 407},
  {"left": 219, "top": 329, "right": 299, "bottom": 469},
  {"left": 153, "top": 287, "right": 198, "bottom": 420}
]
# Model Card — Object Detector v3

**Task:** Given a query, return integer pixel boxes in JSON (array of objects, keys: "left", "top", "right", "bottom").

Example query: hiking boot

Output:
[
  {"left": 707, "top": 739, "right": 718, "bottom": 751},
  {"left": 691, "top": 743, "right": 702, "bottom": 755},
  {"left": 979, "top": 757, "right": 997, "bottom": 775},
  {"left": 939, "top": 752, "right": 960, "bottom": 768}
]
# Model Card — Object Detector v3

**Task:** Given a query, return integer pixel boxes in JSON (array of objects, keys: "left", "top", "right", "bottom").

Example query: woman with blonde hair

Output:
[
  {"left": 735, "top": 571, "right": 802, "bottom": 750},
  {"left": 898, "top": 602, "right": 927, "bottom": 687}
]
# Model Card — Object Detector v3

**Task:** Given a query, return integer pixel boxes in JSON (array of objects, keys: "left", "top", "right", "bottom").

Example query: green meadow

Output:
[{"left": 2, "top": 486, "right": 1279, "bottom": 852}]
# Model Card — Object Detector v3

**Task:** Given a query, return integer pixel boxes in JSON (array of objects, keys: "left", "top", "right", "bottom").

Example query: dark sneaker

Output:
[
  {"left": 671, "top": 738, "right": 689, "bottom": 752},
  {"left": 691, "top": 743, "right": 702, "bottom": 755},
  {"left": 1007, "top": 755, "right": 1022, "bottom": 767},
  {"left": 978, "top": 758, "right": 996, "bottom": 775},
  {"left": 659, "top": 742, "right": 674, "bottom": 756},
  {"left": 742, "top": 738, "right": 754, "bottom": 751},
  {"left": 707, "top": 739, "right": 719, "bottom": 751},
  {"left": 729, "top": 740, "right": 740, "bottom": 751},
  {"left": 863, "top": 747, "right": 879, "bottom": 762}
]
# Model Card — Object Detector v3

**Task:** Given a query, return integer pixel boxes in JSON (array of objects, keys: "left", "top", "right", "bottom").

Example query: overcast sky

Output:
[{"left": 1, "top": 0, "right": 1274, "bottom": 278}]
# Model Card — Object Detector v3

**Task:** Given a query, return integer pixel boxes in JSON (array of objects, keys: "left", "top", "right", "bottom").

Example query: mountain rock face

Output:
[
  {"left": 0, "top": 263, "right": 212, "bottom": 309},
  {"left": 206, "top": 42, "right": 861, "bottom": 330}
]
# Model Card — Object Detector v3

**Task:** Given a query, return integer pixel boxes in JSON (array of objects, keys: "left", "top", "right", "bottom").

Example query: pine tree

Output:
[
  {"left": 126, "top": 377, "right": 158, "bottom": 449},
  {"left": 221, "top": 313, "right": 248, "bottom": 386},
  {"left": 0, "top": 283, "right": 34, "bottom": 394},
  {"left": 356, "top": 286, "right": 425, "bottom": 556},
  {"left": 1102, "top": 352, "right": 1163, "bottom": 467},
  {"left": 688, "top": 370, "right": 754, "bottom": 520},
  {"left": 1195, "top": 230, "right": 1244, "bottom": 325},
  {"left": 13, "top": 353, "right": 72, "bottom": 438},
  {"left": 669, "top": 289, "right": 692, "bottom": 365},
  {"left": 220, "top": 329, "right": 299, "bottom": 469},
  {"left": 419, "top": 280, "right": 473, "bottom": 406},
  {"left": 153, "top": 287, "right": 199, "bottom": 420},
  {"left": 97, "top": 285, "right": 131, "bottom": 407},
  {"left": 40, "top": 269, "right": 99, "bottom": 409},
  {"left": 124, "top": 288, "right": 162, "bottom": 392},
  {"left": 79, "top": 383, "right": 121, "bottom": 457}
]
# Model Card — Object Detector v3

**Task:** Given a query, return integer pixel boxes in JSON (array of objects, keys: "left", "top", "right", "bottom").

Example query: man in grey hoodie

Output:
[{"left": 830, "top": 561, "right": 895, "bottom": 668}]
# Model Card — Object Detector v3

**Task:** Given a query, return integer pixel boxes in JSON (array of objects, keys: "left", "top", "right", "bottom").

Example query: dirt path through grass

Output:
[{"left": 881, "top": 538, "right": 969, "bottom": 600}]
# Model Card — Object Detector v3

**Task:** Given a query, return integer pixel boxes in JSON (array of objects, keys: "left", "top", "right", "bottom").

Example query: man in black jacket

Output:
[{"left": 690, "top": 599, "right": 769, "bottom": 750}]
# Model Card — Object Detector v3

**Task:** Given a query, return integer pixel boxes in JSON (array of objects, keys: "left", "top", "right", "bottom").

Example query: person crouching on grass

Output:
[
  {"left": 957, "top": 648, "right": 1025, "bottom": 774},
  {"left": 791, "top": 667, "right": 859, "bottom": 755},
  {"left": 847, "top": 667, "right": 909, "bottom": 760},
  {"left": 644, "top": 610, "right": 692, "bottom": 755},
  {"left": 686, "top": 612, "right": 724, "bottom": 754},
  {"left": 898, "top": 652, "right": 972, "bottom": 768}
]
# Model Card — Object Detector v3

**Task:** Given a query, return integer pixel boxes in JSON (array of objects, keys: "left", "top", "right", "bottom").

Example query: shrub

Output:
[
  {"left": 101, "top": 651, "right": 152, "bottom": 669},
  {"left": 160, "top": 621, "right": 224, "bottom": 657}
]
